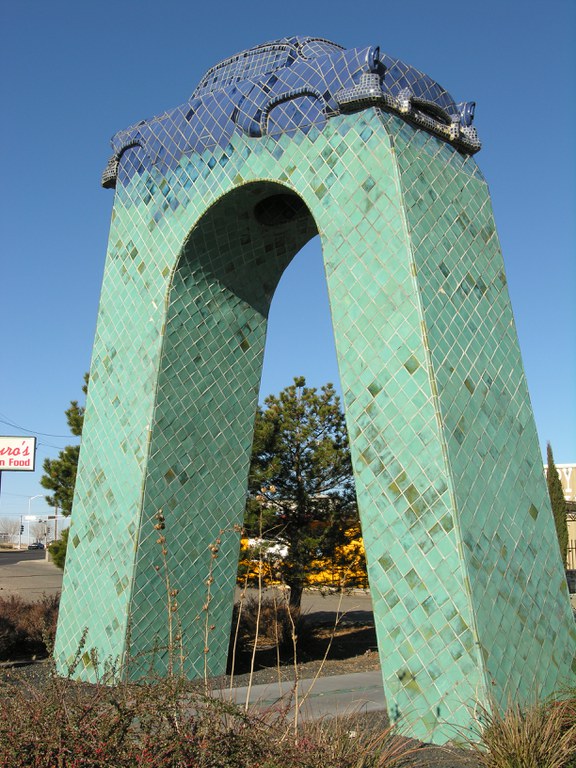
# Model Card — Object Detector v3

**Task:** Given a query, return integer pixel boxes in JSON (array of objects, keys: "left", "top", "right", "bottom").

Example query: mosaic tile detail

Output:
[
  {"left": 55, "top": 39, "right": 575, "bottom": 745},
  {"left": 102, "top": 36, "right": 479, "bottom": 191},
  {"left": 389, "top": 116, "right": 576, "bottom": 699}
]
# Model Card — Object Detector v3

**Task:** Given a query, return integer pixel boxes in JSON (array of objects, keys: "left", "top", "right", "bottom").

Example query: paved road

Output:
[
  {"left": 242, "top": 585, "right": 374, "bottom": 623},
  {"left": 0, "top": 549, "right": 62, "bottom": 601},
  {"left": 0, "top": 550, "right": 375, "bottom": 617},
  {"left": 0, "top": 550, "right": 46, "bottom": 566}
]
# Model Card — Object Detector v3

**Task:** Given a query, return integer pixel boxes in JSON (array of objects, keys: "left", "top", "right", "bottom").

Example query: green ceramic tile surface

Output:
[{"left": 55, "top": 108, "right": 575, "bottom": 744}]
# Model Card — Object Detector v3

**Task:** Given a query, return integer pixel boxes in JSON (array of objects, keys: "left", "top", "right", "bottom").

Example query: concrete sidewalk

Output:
[{"left": 217, "top": 670, "right": 386, "bottom": 719}]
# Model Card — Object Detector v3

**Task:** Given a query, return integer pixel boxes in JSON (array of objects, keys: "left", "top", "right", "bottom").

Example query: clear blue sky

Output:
[{"left": 1, "top": 0, "right": 574, "bottom": 522}]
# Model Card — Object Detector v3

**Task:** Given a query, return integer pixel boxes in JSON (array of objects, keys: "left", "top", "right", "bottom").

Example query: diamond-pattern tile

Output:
[{"left": 55, "top": 37, "right": 575, "bottom": 746}]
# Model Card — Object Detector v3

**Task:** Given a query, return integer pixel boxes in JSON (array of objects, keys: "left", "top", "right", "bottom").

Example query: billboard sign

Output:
[{"left": 0, "top": 436, "right": 37, "bottom": 471}]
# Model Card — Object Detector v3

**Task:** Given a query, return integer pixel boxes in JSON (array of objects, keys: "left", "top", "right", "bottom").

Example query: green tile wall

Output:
[{"left": 55, "top": 110, "right": 575, "bottom": 743}]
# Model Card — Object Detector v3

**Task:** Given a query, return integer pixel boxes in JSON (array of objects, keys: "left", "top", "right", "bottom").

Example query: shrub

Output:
[
  {"left": 0, "top": 593, "right": 59, "bottom": 660},
  {"left": 48, "top": 527, "right": 69, "bottom": 570},
  {"left": 230, "top": 594, "right": 307, "bottom": 652},
  {"left": 0, "top": 663, "right": 425, "bottom": 768}
]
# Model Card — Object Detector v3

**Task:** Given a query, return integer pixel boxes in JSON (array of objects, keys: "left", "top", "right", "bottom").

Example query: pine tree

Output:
[
  {"left": 245, "top": 377, "right": 358, "bottom": 611},
  {"left": 40, "top": 373, "right": 88, "bottom": 515},
  {"left": 49, "top": 527, "right": 69, "bottom": 569},
  {"left": 546, "top": 442, "right": 568, "bottom": 566}
]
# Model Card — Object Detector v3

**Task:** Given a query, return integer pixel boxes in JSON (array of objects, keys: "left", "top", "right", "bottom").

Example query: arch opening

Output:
[
  {"left": 128, "top": 182, "right": 320, "bottom": 677},
  {"left": 260, "top": 236, "right": 339, "bottom": 399}
]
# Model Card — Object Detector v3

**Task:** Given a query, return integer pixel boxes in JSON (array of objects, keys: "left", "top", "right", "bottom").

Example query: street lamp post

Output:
[{"left": 28, "top": 494, "right": 43, "bottom": 516}]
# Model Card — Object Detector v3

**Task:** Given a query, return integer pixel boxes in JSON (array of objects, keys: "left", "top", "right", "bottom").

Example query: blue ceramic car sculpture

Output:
[{"left": 102, "top": 36, "right": 480, "bottom": 189}]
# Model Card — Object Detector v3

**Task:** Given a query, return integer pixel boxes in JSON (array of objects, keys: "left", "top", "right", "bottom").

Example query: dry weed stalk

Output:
[
  {"left": 195, "top": 521, "right": 242, "bottom": 692},
  {"left": 152, "top": 509, "right": 185, "bottom": 679},
  {"left": 228, "top": 568, "right": 249, "bottom": 691},
  {"left": 244, "top": 513, "right": 265, "bottom": 710},
  {"left": 286, "top": 563, "right": 364, "bottom": 737}
]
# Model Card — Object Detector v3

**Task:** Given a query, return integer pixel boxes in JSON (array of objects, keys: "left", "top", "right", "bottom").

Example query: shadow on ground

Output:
[{"left": 227, "top": 608, "right": 378, "bottom": 676}]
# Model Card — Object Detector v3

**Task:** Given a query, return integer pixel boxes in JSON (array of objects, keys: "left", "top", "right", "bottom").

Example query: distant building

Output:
[
  {"left": 553, "top": 464, "right": 576, "bottom": 502},
  {"left": 545, "top": 463, "right": 576, "bottom": 569}
]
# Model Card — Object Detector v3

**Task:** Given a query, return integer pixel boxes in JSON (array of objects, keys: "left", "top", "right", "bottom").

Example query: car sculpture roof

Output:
[{"left": 102, "top": 36, "right": 480, "bottom": 189}]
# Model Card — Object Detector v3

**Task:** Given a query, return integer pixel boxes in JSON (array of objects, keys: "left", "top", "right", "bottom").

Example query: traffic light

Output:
[{"left": 20, "top": 525, "right": 24, "bottom": 534}]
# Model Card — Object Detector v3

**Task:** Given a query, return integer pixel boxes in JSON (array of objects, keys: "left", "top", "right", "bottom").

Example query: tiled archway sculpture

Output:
[{"left": 55, "top": 37, "right": 575, "bottom": 742}]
